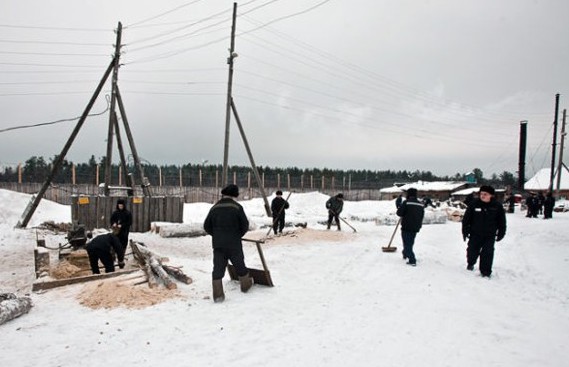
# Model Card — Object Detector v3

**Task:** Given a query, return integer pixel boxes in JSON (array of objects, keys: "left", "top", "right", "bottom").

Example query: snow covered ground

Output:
[{"left": 1, "top": 188, "right": 568, "bottom": 367}]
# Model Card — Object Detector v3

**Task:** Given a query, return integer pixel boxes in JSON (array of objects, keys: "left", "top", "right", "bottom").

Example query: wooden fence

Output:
[
  {"left": 0, "top": 182, "right": 385, "bottom": 205},
  {"left": 71, "top": 196, "right": 184, "bottom": 232}
]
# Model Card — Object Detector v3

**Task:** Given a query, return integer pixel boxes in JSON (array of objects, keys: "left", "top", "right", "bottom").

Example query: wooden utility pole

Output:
[
  {"left": 222, "top": 3, "right": 238, "bottom": 186},
  {"left": 116, "top": 86, "right": 151, "bottom": 196},
  {"left": 104, "top": 22, "right": 123, "bottom": 196},
  {"left": 518, "top": 121, "right": 528, "bottom": 191},
  {"left": 230, "top": 99, "right": 271, "bottom": 216},
  {"left": 556, "top": 109, "right": 566, "bottom": 195},
  {"left": 549, "top": 93, "right": 560, "bottom": 191},
  {"left": 16, "top": 57, "right": 116, "bottom": 228}
]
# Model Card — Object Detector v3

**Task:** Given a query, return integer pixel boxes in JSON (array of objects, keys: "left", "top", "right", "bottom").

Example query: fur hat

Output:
[
  {"left": 406, "top": 188, "right": 418, "bottom": 197},
  {"left": 116, "top": 199, "right": 126, "bottom": 207},
  {"left": 336, "top": 193, "right": 344, "bottom": 199},
  {"left": 479, "top": 185, "right": 495, "bottom": 195},
  {"left": 276, "top": 190, "right": 283, "bottom": 196},
  {"left": 221, "top": 184, "right": 239, "bottom": 198}
]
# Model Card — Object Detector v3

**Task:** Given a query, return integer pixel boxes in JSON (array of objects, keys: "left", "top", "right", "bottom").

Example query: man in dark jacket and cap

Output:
[
  {"left": 204, "top": 184, "right": 252, "bottom": 303},
  {"left": 396, "top": 188, "right": 425, "bottom": 266},
  {"left": 326, "top": 193, "right": 344, "bottom": 230},
  {"left": 85, "top": 232, "right": 125, "bottom": 274},
  {"left": 110, "top": 198, "right": 132, "bottom": 252},
  {"left": 462, "top": 185, "right": 507, "bottom": 277},
  {"left": 271, "top": 190, "right": 289, "bottom": 235}
]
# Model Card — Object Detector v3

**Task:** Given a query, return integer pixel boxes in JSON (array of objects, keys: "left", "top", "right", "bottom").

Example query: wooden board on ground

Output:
[{"left": 32, "top": 268, "right": 141, "bottom": 291}]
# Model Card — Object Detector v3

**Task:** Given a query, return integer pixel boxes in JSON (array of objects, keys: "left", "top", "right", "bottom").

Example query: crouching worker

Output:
[
  {"left": 85, "top": 232, "right": 125, "bottom": 274},
  {"left": 204, "top": 184, "right": 253, "bottom": 303}
]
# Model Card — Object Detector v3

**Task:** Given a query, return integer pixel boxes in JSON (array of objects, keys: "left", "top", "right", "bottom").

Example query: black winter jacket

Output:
[
  {"left": 326, "top": 197, "right": 343, "bottom": 214},
  {"left": 271, "top": 196, "right": 289, "bottom": 216},
  {"left": 396, "top": 197, "right": 424, "bottom": 233},
  {"left": 110, "top": 208, "right": 132, "bottom": 233},
  {"left": 86, "top": 233, "right": 124, "bottom": 262},
  {"left": 203, "top": 197, "right": 249, "bottom": 249},
  {"left": 462, "top": 198, "right": 506, "bottom": 239}
]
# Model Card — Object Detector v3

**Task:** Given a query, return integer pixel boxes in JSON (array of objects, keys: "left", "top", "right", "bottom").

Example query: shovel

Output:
[
  {"left": 227, "top": 238, "right": 274, "bottom": 286},
  {"left": 382, "top": 218, "right": 400, "bottom": 253}
]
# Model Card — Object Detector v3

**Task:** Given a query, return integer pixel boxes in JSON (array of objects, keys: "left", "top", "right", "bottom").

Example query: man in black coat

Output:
[
  {"left": 543, "top": 191, "right": 555, "bottom": 219},
  {"left": 396, "top": 188, "right": 425, "bottom": 266},
  {"left": 203, "top": 184, "right": 252, "bottom": 303},
  {"left": 85, "top": 232, "right": 125, "bottom": 274},
  {"left": 462, "top": 185, "right": 507, "bottom": 277},
  {"left": 110, "top": 199, "right": 132, "bottom": 252},
  {"left": 271, "top": 190, "right": 289, "bottom": 235},
  {"left": 326, "top": 193, "right": 344, "bottom": 230}
]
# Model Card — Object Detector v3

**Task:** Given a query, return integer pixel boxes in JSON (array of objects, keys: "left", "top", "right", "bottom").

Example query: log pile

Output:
[
  {"left": 130, "top": 240, "right": 192, "bottom": 289},
  {"left": 0, "top": 293, "right": 33, "bottom": 326}
]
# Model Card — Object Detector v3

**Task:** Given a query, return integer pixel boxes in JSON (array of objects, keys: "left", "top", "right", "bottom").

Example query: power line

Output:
[
  {"left": 0, "top": 96, "right": 110, "bottom": 134},
  {"left": 0, "top": 24, "right": 110, "bottom": 32},
  {"left": 127, "top": 0, "right": 205, "bottom": 28}
]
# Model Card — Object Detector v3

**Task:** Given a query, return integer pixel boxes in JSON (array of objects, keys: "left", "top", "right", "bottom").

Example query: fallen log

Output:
[
  {"left": 163, "top": 265, "right": 193, "bottom": 284},
  {"left": 0, "top": 293, "right": 33, "bottom": 325},
  {"left": 131, "top": 241, "right": 177, "bottom": 289}
]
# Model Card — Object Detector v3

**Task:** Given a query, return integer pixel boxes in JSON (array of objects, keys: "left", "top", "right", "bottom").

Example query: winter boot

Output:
[
  {"left": 239, "top": 274, "right": 253, "bottom": 293},
  {"left": 212, "top": 279, "right": 225, "bottom": 303}
]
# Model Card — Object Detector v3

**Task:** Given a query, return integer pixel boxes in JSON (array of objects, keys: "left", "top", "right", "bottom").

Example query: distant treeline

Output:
[{"left": 0, "top": 155, "right": 517, "bottom": 189}]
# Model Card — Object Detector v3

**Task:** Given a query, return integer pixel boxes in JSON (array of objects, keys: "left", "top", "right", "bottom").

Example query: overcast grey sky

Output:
[{"left": 1, "top": 0, "right": 568, "bottom": 177}]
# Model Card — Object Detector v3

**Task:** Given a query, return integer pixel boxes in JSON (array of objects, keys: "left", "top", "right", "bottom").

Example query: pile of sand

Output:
[{"left": 77, "top": 279, "right": 180, "bottom": 309}]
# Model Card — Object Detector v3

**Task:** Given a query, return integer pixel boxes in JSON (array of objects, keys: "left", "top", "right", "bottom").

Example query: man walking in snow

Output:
[
  {"left": 271, "top": 190, "right": 289, "bottom": 235},
  {"left": 203, "top": 184, "right": 252, "bottom": 303},
  {"left": 326, "top": 193, "right": 344, "bottom": 230},
  {"left": 396, "top": 188, "right": 424, "bottom": 266},
  {"left": 461, "top": 185, "right": 506, "bottom": 278}
]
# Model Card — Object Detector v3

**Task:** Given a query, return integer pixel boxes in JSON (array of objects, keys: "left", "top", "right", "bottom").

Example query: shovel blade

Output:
[
  {"left": 382, "top": 246, "right": 397, "bottom": 253},
  {"left": 227, "top": 264, "right": 274, "bottom": 287}
]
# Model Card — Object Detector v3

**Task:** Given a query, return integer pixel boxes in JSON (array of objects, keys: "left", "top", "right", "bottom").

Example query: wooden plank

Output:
[{"left": 32, "top": 268, "right": 140, "bottom": 291}]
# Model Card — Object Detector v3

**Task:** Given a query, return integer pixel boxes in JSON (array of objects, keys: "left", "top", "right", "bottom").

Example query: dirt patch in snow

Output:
[{"left": 251, "top": 227, "right": 355, "bottom": 246}]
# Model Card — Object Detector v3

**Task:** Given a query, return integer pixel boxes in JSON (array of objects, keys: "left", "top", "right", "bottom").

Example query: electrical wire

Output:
[{"left": 0, "top": 95, "right": 111, "bottom": 134}]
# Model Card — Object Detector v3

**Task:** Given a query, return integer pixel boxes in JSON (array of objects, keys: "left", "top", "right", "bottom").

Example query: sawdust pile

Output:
[
  {"left": 77, "top": 279, "right": 180, "bottom": 309},
  {"left": 263, "top": 228, "right": 354, "bottom": 245},
  {"left": 50, "top": 260, "right": 83, "bottom": 279}
]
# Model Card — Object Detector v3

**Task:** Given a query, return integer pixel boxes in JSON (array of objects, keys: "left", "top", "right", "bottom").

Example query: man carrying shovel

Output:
[
  {"left": 326, "top": 193, "right": 344, "bottom": 230},
  {"left": 396, "top": 188, "right": 424, "bottom": 266}
]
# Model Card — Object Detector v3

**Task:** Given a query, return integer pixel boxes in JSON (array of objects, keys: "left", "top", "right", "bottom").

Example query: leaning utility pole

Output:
[
  {"left": 518, "top": 120, "right": 528, "bottom": 191},
  {"left": 549, "top": 93, "right": 560, "bottom": 191},
  {"left": 222, "top": 3, "right": 237, "bottom": 187},
  {"left": 16, "top": 57, "right": 116, "bottom": 228},
  {"left": 104, "top": 22, "right": 123, "bottom": 196},
  {"left": 555, "top": 109, "right": 566, "bottom": 195}
]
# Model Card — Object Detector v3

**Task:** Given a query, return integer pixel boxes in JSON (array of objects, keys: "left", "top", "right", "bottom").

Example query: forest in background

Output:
[{"left": 0, "top": 155, "right": 518, "bottom": 190}]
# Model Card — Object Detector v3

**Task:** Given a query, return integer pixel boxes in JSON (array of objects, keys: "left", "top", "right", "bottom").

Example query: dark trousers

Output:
[
  {"left": 401, "top": 230, "right": 417, "bottom": 264},
  {"left": 467, "top": 234, "right": 495, "bottom": 276},
  {"left": 544, "top": 206, "right": 553, "bottom": 219},
  {"left": 212, "top": 247, "right": 248, "bottom": 280},
  {"left": 273, "top": 213, "right": 286, "bottom": 234},
  {"left": 87, "top": 248, "right": 115, "bottom": 274},
  {"left": 327, "top": 211, "right": 340, "bottom": 229},
  {"left": 118, "top": 230, "right": 129, "bottom": 252}
]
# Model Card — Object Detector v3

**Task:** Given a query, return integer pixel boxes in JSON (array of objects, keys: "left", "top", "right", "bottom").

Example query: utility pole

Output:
[
  {"left": 549, "top": 93, "right": 560, "bottom": 191},
  {"left": 16, "top": 57, "right": 115, "bottom": 228},
  {"left": 518, "top": 121, "right": 527, "bottom": 191},
  {"left": 222, "top": 3, "right": 237, "bottom": 187},
  {"left": 104, "top": 22, "right": 123, "bottom": 196},
  {"left": 556, "top": 109, "right": 566, "bottom": 195}
]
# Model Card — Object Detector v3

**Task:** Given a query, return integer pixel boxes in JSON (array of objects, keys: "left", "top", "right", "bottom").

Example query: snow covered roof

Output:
[
  {"left": 379, "top": 185, "right": 403, "bottom": 193},
  {"left": 524, "top": 167, "right": 569, "bottom": 191},
  {"left": 399, "top": 181, "right": 468, "bottom": 192}
]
